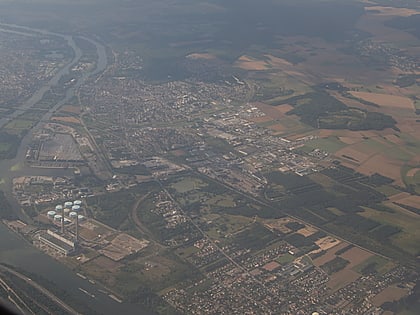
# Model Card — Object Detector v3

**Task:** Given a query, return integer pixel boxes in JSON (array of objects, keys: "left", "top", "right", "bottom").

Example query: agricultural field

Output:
[
  {"left": 0, "top": 0, "right": 419, "bottom": 313},
  {"left": 353, "top": 255, "right": 395, "bottom": 276},
  {"left": 360, "top": 205, "right": 420, "bottom": 256}
]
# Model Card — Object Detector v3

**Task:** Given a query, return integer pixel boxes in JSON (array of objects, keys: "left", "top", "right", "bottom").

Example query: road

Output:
[
  {"left": 157, "top": 181, "right": 273, "bottom": 313},
  {"left": 197, "top": 170, "right": 394, "bottom": 262},
  {"left": 130, "top": 192, "right": 154, "bottom": 239}
]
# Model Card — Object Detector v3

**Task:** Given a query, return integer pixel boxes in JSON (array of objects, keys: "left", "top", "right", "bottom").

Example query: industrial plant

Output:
[{"left": 37, "top": 200, "right": 85, "bottom": 256}]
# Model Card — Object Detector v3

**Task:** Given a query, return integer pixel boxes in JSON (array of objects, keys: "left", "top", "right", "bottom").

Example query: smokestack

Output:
[
  {"left": 61, "top": 207, "right": 65, "bottom": 234},
  {"left": 75, "top": 214, "right": 79, "bottom": 243}
]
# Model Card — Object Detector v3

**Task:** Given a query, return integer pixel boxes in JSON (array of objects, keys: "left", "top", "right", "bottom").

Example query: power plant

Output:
[{"left": 39, "top": 199, "right": 85, "bottom": 255}]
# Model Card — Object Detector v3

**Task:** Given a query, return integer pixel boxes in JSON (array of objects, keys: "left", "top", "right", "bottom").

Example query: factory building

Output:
[{"left": 38, "top": 230, "right": 75, "bottom": 256}]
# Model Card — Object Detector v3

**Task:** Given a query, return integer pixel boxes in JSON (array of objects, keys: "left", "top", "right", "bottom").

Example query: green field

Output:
[
  {"left": 360, "top": 206, "right": 420, "bottom": 256},
  {"left": 171, "top": 177, "right": 208, "bottom": 193},
  {"left": 303, "top": 136, "right": 347, "bottom": 154},
  {"left": 4, "top": 119, "right": 34, "bottom": 133},
  {"left": 205, "top": 195, "right": 236, "bottom": 208},
  {"left": 353, "top": 255, "right": 394, "bottom": 275},
  {"left": 196, "top": 212, "right": 256, "bottom": 241},
  {"left": 402, "top": 166, "right": 420, "bottom": 193},
  {"left": 0, "top": 142, "right": 12, "bottom": 153},
  {"left": 375, "top": 185, "right": 403, "bottom": 197},
  {"left": 276, "top": 253, "right": 295, "bottom": 265}
]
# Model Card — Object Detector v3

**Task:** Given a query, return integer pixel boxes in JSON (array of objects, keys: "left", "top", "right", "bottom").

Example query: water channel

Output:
[{"left": 0, "top": 24, "right": 148, "bottom": 314}]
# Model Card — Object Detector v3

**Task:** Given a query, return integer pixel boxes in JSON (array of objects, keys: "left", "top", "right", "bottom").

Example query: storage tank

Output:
[
  {"left": 77, "top": 215, "right": 85, "bottom": 221},
  {"left": 64, "top": 218, "right": 72, "bottom": 224},
  {"left": 69, "top": 211, "right": 78, "bottom": 218},
  {"left": 71, "top": 205, "right": 81, "bottom": 212},
  {"left": 55, "top": 205, "right": 63, "bottom": 211},
  {"left": 64, "top": 201, "right": 73, "bottom": 208},
  {"left": 73, "top": 200, "right": 82, "bottom": 206},
  {"left": 54, "top": 214, "right": 62, "bottom": 221},
  {"left": 47, "top": 210, "right": 56, "bottom": 218}
]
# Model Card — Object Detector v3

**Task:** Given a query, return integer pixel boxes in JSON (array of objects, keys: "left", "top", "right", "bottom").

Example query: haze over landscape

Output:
[{"left": 0, "top": 0, "right": 419, "bottom": 314}]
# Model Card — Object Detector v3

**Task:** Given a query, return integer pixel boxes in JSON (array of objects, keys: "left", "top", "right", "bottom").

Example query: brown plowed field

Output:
[
  {"left": 350, "top": 92, "right": 414, "bottom": 110},
  {"left": 313, "top": 242, "right": 347, "bottom": 267},
  {"left": 327, "top": 269, "right": 360, "bottom": 291},
  {"left": 340, "top": 247, "right": 373, "bottom": 268},
  {"left": 372, "top": 286, "right": 409, "bottom": 307}
]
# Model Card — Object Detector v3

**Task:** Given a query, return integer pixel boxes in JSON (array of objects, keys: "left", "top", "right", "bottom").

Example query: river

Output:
[{"left": 0, "top": 24, "right": 150, "bottom": 314}]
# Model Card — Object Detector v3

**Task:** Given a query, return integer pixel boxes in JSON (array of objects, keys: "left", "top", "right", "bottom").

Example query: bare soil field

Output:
[
  {"left": 99, "top": 233, "right": 149, "bottom": 262},
  {"left": 335, "top": 146, "right": 372, "bottom": 165},
  {"left": 357, "top": 155, "right": 403, "bottom": 186},
  {"left": 408, "top": 154, "right": 420, "bottom": 165},
  {"left": 255, "top": 102, "right": 294, "bottom": 120},
  {"left": 78, "top": 227, "right": 99, "bottom": 241},
  {"left": 60, "top": 105, "right": 81, "bottom": 114},
  {"left": 268, "top": 124, "right": 286, "bottom": 132},
  {"left": 251, "top": 115, "right": 273, "bottom": 124},
  {"left": 315, "top": 236, "right": 341, "bottom": 251},
  {"left": 372, "top": 286, "right": 409, "bottom": 307},
  {"left": 296, "top": 226, "right": 318, "bottom": 237},
  {"left": 350, "top": 92, "right": 414, "bottom": 110},
  {"left": 365, "top": 6, "right": 419, "bottom": 17},
  {"left": 90, "top": 256, "right": 122, "bottom": 271},
  {"left": 384, "top": 134, "right": 405, "bottom": 146},
  {"left": 264, "top": 217, "right": 293, "bottom": 234},
  {"left": 392, "top": 194, "right": 420, "bottom": 209},
  {"left": 51, "top": 116, "right": 81, "bottom": 124},
  {"left": 383, "top": 202, "right": 420, "bottom": 220},
  {"left": 313, "top": 242, "right": 348, "bottom": 267},
  {"left": 407, "top": 168, "right": 420, "bottom": 177},
  {"left": 265, "top": 55, "right": 293, "bottom": 67},
  {"left": 262, "top": 261, "right": 281, "bottom": 272},
  {"left": 389, "top": 192, "right": 411, "bottom": 202},
  {"left": 327, "top": 269, "right": 360, "bottom": 291},
  {"left": 338, "top": 136, "right": 364, "bottom": 145},
  {"left": 397, "top": 117, "right": 420, "bottom": 137},
  {"left": 340, "top": 247, "right": 373, "bottom": 268},
  {"left": 171, "top": 149, "right": 186, "bottom": 157},
  {"left": 356, "top": 8, "right": 419, "bottom": 45},
  {"left": 186, "top": 53, "right": 216, "bottom": 60},
  {"left": 234, "top": 55, "right": 269, "bottom": 71}
]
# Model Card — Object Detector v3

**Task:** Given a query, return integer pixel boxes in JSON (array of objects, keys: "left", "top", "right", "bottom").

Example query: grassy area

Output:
[
  {"left": 0, "top": 132, "right": 20, "bottom": 159},
  {"left": 398, "top": 302, "right": 420, "bottom": 315},
  {"left": 309, "top": 173, "right": 339, "bottom": 189},
  {"left": 401, "top": 166, "right": 420, "bottom": 193},
  {"left": 275, "top": 116, "right": 315, "bottom": 137},
  {"left": 303, "top": 136, "right": 347, "bottom": 154},
  {"left": 276, "top": 253, "right": 295, "bottom": 265},
  {"left": 175, "top": 246, "right": 200, "bottom": 259},
  {"left": 0, "top": 142, "right": 12, "bottom": 153},
  {"left": 375, "top": 185, "right": 403, "bottom": 197},
  {"left": 253, "top": 71, "right": 311, "bottom": 104},
  {"left": 231, "top": 223, "right": 278, "bottom": 250},
  {"left": 18, "top": 109, "right": 46, "bottom": 121},
  {"left": 202, "top": 213, "right": 255, "bottom": 241},
  {"left": 327, "top": 207, "right": 345, "bottom": 216},
  {"left": 353, "top": 255, "right": 394, "bottom": 275},
  {"left": 4, "top": 119, "right": 34, "bottom": 131},
  {"left": 170, "top": 177, "right": 208, "bottom": 194},
  {"left": 205, "top": 195, "right": 236, "bottom": 208}
]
